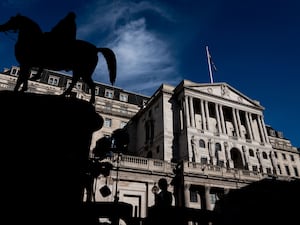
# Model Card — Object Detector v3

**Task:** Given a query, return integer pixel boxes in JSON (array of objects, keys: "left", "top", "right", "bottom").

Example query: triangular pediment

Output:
[{"left": 183, "top": 81, "right": 263, "bottom": 109}]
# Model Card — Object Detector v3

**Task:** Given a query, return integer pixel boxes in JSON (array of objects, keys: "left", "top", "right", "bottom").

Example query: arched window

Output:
[
  {"left": 199, "top": 139, "right": 205, "bottom": 148},
  {"left": 262, "top": 152, "right": 268, "bottom": 159},
  {"left": 215, "top": 143, "right": 221, "bottom": 151}
]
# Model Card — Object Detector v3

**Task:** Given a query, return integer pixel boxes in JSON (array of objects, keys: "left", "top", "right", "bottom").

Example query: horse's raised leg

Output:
[
  {"left": 29, "top": 67, "right": 43, "bottom": 81},
  {"left": 61, "top": 74, "right": 78, "bottom": 98},
  {"left": 14, "top": 65, "right": 30, "bottom": 92}
]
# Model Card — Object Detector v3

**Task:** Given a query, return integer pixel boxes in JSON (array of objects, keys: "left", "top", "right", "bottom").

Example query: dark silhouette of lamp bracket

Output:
[{"left": 100, "top": 184, "right": 111, "bottom": 197}]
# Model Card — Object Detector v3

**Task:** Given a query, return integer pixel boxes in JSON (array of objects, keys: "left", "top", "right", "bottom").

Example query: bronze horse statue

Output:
[{"left": 0, "top": 14, "right": 116, "bottom": 104}]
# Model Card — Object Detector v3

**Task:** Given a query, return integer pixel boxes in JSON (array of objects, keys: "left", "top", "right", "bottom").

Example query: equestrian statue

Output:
[{"left": 0, "top": 12, "right": 116, "bottom": 104}]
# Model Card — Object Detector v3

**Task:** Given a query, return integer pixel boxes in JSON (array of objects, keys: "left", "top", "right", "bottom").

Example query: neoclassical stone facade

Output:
[{"left": 1, "top": 66, "right": 299, "bottom": 222}]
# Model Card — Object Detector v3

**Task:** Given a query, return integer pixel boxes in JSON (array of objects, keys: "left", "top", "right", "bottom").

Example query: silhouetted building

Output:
[{"left": 1, "top": 66, "right": 299, "bottom": 224}]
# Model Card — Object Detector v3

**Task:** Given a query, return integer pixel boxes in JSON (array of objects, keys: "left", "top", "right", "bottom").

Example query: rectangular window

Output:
[
  {"left": 277, "top": 131, "right": 283, "bottom": 138},
  {"left": 277, "top": 165, "right": 282, "bottom": 174},
  {"left": 218, "top": 160, "right": 224, "bottom": 167},
  {"left": 282, "top": 153, "right": 286, "bottom": 160},
  {"left": 293, "top": 167, "right": 299, "bottom": 177},
  {"left": 119, "top": 93, "right": 128, "bottom": 102},
  {"left": 269, "top": 129, "right": 276, "bottom": 136},
  {"left": 48, "top": 76, "right": 59, "bottom": 86},
  {"left": 104, "top": 118, "right": 112, "bottom": 127},
  {"left": 76, "top": 82, "right": 82, "bottom": 90},
  {"left": 266, "top": 168, "right": 272, "bottom": 174},
  {"left": 190, "top": 190, "right": 198, "bottom": 203},
  {"left": 10, "top": 67, "right": 19, "bottom": 76},
  {"left": 201, "top": 157, "right": 208, "bottom": 164},
  {"left": 285, "top": 165, "right": 290, "bottom": 176},
  {"left": 290, "top": 155, "right": 295, "bottom": 161},
  {"left": 95, "top": 87, "right": 99, "bottom": 95},
  {"left": 105, "top": 89, "right": 114, "bottom": 98},
  {"left": 252, "top": 165, "right": 258, "bottom": 172},
  {"left": 210, "top": 194, "right": 218, "bottom": 205}
]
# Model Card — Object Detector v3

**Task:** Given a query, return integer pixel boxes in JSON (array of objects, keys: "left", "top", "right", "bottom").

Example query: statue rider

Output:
[
  {"left": 31, "top": 12, "right": 76, "bottom": 80},
  {"left": 50, "top": 11, "right": 76, "bottom": 45}
]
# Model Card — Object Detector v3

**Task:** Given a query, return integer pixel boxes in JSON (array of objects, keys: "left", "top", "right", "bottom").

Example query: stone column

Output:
[
  {"left": 232, "top": 108, "right": 239, "bottom": 137},
  {"left": 184, "top": 184, "right": 191, "bottom": 208},
  {"left": 219, "top": 105, "right": 226, "bottom": 134},
  {"left": 245, "top": 112, "right": 253, "bottom": 140},
  {"left": 257, "top": 115, "right": 266, "bottom": 143},
  {"left": 205, "top": 186, "right": 211, "bottom": 210},
  {"left": 189, "top": 96, "right": 195, "bottom": 127},
  {"left": 215, "top": 103, "right": 221, "bottom": 134},
  {"left": 269, "top": 151, "right": 277, "bottom": 174},
  {"left": 184, "top": 96, "right": 190, "bottom": 127},
  {"left": 201, "top": 100, "right": 206, "bottom": 130},
  {"left": 205, "top": 101, "right": 210, "bottom": 131},
  {"left": 260, "top": 115, "right": 269, "bottom": 144},
  {"left": 247, "top": 112, "right": 254, "bottom": 140},
  {"left": 236, "top": 109, "right": 242, "bottom": 138}
]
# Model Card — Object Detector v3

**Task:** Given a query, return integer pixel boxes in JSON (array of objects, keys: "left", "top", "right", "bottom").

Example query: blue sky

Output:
[{"left": 0, "top": 0, "right": 299, "bottom": 148}]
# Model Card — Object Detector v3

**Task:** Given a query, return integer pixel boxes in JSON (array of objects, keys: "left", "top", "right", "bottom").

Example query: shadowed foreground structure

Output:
[
  {"left": 0, "top": 91, "right": 103, "bottom": 224},
  {"left": 213, "top": 178, "right": 300, "bottom": 225}
]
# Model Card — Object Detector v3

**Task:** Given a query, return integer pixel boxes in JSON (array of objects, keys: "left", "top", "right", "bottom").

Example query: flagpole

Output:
[{"left": 206, "top": 46, "right": 214, "bottom": 83}]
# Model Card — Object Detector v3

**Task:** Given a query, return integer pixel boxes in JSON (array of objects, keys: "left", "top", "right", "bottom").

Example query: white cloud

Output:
[{"left": 77, "top": 0, "right": 181, "bottom": 96}]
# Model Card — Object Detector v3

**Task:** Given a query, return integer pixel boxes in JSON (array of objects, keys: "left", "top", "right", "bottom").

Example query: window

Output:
[
  {"left": 201, "top": 157, "right": 208, "bottom": 164},
  {"left": 215, "top": 143, "right": 221, "bottom": 151},
  {"left": 277, "top": 131, "right": 283, "bottom": 138},
  {"left": 190, "top": 190, "right": 198, "bottom": 203},
  {"left": 199, "top": 139, "right": 205, "bottom": 148},
  {"left": 104, "top": 118, "right": 112, "bottom": 127},
  {"left": 282, "top": 153, "right": 286, "bottom": 160},
  {"left": 285, "top": 165, "right": 290, "bottom": 176},
  {"left": 119, "top": 93, "right": 128, "bottom": 102},
  {"left": 105, "top": 89, "right": 114, "bottom": 98},
  {"left": 145, "top": 120, "right": 154, "bottom": 143},
  {"left": 210, "top": 194, "right": 219, "bottom": 205},
  {"left": 277, "top": 165, "right": 282, "bottom": 174},
  {"left": 262, "top": 152, "right": 268, "bottom": 159},
  {"left": 290, "top": 155, "right": 295, "bottom": 161},
  {"left": 269, "top": 129, "right": 276, "bottom": 136},
  {"left": 266, "top": 168, "right": 272, "bottom": 174},
  {"left": 249, "top": 149, "right": 254, "bottom": 157},
  {"left": 293, "top": 167, "right": 299, "bottom": 177},
  {"left": 11, "top": 67, "right": 19, "bottom": 76},
  {"left": 252, "top": 165, "right": 258, "bottom": 172},
  {"left": 76, "top": 82, "right": 82, "bottom": 90},
  {"left": 95, "top": 87, "right": 99, "bottom": 95},
  {"left": 48, "top": 76, "right": 59, "bottom": 86},
  {"left": 218, "top": 160, "right": 224, "bottom": 167}
]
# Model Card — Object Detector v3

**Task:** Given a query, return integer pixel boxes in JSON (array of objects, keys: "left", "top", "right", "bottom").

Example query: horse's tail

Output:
[{"left": 97, "top": 48, "right": 117, "bottom": 85}]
